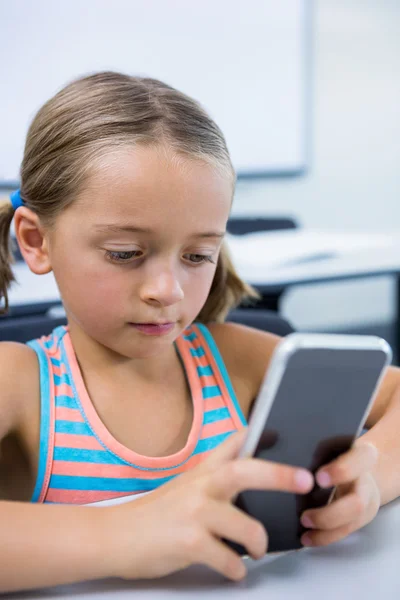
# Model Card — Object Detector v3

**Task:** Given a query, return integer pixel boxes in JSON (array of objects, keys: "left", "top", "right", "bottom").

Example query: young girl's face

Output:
[{"left": 46, "top": 145, "right": 233, "bottom": 358}]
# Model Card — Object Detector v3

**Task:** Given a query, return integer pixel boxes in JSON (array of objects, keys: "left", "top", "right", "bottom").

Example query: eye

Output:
[
  {"left": 105, "top": 250, "right": 142, "bottom": 262},
  {"left": 184, "top": 253, "right": 215, "bottom": 265}
]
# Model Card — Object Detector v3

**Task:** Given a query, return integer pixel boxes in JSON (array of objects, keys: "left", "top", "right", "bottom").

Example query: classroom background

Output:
[
  {"left": 1, "top": 0, "right": 400, "bottom": 356},
  {"left": 232, "top": 0, "right": 400, "bottom": 337}
]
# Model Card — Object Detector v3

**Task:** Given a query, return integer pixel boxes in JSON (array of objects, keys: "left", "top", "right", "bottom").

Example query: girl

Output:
[{"left": 0, "top": 72, "right": 399, "bottom": 593}]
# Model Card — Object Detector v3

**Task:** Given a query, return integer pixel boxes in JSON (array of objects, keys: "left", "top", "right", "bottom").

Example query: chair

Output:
[
  {"left": 227, "top": 215, "right": 299, "bottom": 312},
  {"left": 0, "top": 311, "right": 67, "bottom": 343},
  {"left": 227, "top": 308, "right": 293, "bottom": 337},
  {"left": 226, "top": 216, "right": 298, "bottom": 236}
]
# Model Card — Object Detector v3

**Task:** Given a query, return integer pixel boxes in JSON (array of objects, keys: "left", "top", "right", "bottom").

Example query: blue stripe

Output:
[
  {"left": 196, "top": 324, "right": 247, "bottom": 426},
  {"left": 52, "top": 325, "right": 68, "bottom": 343},
  {"left": 202, "top": 385, "right": 221, "bottom": 399},
  {"left": 55, "top": 420, "right": 92, "bottom": 436},
  {"left": 194, "top": 431, "right": 235, "bottom": 454},
  {"left": 55, "top": 395, "right": 79, "bottom": 409},
  {"left": 49, "top": 474, "right": 174, "bottom": 492},
  {"left": 54, "top": 373, "right": 71, "bottom": 386},
  {"left": 27, "top": 340, "right": 51, "bottom": 503},
  {"left": 190, "top": 347, "right": 205, "bottom": 358},
  {"left": 197, "top": 365, "right": 213, "bottom": 377},
  {"left": 184, "top": 331, "right": 197, "bottom": 341},
  {"left": 50, "top": 357, "right": 61, "bottom": 367},
  {"left": 203, "top": 407, "right": 230, "bottom": 425},
  {"left": 54, "top": 447, "right": 121, "bottom": 464}
]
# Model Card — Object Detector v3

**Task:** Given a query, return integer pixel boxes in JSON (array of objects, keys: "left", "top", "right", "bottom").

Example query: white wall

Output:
[{"left": 233, "top": 0, "right": 400, "bottom": 330}]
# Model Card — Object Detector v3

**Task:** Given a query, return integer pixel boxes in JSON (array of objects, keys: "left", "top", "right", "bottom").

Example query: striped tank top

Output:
[{"left": 27, "top": 323, "right": 247, "bottom": 505}]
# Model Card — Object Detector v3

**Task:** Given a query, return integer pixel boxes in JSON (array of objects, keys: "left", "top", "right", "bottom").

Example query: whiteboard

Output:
[{"left": 0, "top": 0, "right": 310, "bottom": 185}]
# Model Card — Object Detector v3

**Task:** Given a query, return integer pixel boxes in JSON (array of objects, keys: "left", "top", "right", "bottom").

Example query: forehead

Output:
[{"left": 70, "top": 145, "right": 233, "bottom": 231}]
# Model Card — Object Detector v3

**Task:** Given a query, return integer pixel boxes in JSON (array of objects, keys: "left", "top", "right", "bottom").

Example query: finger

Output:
[
  {"left": 186, "top": 532, "right": 247, "bottom": 581},
  {"left": 301, "top": 490, "right": 367, "bottom": 531},
  {"left": 301, "top": 476, "right": 379, "bottom": 547},
  {"left": 205, "top": 499, "right": 268, "bottom": 560},
  {"left": 316, "top": 441, "right": 378, "bottom": 488},
  {"left": 199, "top": 429, "right": 248, "bottom": 472},
  {"left": 209, "top": 458, "right": 314, "bottom": 501},
  {"left": 301, "top": 522, "right": 357, "bottom": 548}
]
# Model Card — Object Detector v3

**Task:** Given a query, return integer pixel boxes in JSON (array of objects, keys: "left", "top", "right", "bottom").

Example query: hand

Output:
[
  {"left": 300, "top": 440, "right": 380, "bottom": 547},
  {"left": 105, "top": 429, "right": 314, "bottom": 582}
]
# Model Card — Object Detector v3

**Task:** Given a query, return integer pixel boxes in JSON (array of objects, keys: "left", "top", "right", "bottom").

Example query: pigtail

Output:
[
  {"left": 196, "top": 241, "right": 260, "bottom": 323},
  {"left": 0, "top": 199, "right": 16, "bottom": 313}
]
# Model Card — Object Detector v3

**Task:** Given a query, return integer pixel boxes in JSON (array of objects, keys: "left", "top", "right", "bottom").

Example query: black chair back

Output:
[
  {"left": 227, "top": 308, "right": 293, "bottom": 337},
  {"left": 227, "top": 216, "right": 298, "bottom": 236}
]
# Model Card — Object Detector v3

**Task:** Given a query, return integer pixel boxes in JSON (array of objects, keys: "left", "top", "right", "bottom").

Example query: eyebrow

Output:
[{"left": 94, "top": 225, "right": 225, "bottom": 239}]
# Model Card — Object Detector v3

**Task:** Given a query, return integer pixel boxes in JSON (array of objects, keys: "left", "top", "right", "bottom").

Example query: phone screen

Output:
[{"left": 229, "top": 345, "right": 389, "bottom": 554}]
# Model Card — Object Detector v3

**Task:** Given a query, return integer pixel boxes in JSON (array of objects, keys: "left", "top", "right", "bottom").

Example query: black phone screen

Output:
[{"left": 228, "top": 346, "right": 388, "bottom": 554}]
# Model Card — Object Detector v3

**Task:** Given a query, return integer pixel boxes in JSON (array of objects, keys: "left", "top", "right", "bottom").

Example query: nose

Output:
[{"left": 139, "top": 264, "right": 184, "bottom": 308}]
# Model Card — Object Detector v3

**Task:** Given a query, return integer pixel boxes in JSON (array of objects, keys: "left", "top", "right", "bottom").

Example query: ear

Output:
[{"left": 13, "top": 207, "right": 52, "bottom": 275}]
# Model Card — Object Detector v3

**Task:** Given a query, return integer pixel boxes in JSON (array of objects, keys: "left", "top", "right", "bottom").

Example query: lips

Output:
[{"left": 129, "top": 322, "right": 175, "bottom": 336}]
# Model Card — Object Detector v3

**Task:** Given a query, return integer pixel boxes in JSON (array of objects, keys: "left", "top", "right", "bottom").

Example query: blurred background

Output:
[
  {"left": 1, "top": 0, "right": 400, "bottom": 355},
  {"left": 234, "top": 0, "right": 400, "bottom": 337}
]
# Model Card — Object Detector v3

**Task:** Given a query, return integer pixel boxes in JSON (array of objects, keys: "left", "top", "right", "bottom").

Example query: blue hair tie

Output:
[{"left": 10, "top": 189, "right": 24, "bottom": 210}]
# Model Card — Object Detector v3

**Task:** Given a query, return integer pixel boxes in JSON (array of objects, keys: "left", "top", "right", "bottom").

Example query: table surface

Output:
[
  {"left": 11, "top": 499, "right": 400, "bottom": 600},
  {"left": 6, "top": 232, "right": 400, "bottom": 308}
]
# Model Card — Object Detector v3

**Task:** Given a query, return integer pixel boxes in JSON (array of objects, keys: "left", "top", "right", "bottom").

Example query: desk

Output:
[{"left": 11, "top": 499, "right": 400, "bottom": 599}]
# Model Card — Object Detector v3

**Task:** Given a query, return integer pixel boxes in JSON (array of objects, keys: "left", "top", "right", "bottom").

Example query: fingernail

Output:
[
  {"left": 316, "top": 471, "right": 331, "bottom": 488},
  {"left": 295, "top": 469, "right": 314, "bottom": 491},
  {"left": 301, "top": 515, "right": 314, "bottom": 529},
  {"left": 301, "top": 534, "right": 313, "bottom": 547}
]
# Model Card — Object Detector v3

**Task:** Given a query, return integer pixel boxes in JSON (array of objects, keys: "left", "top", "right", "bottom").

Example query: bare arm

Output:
[
  {"left": 0, "top": 501, "right": 115, "bottom": 591},
  {"left": 361, "top": 365, "right": 400, "bottom": 505},
  {"left": 0, "top": 344, "right": 113, "bottom": 590}
]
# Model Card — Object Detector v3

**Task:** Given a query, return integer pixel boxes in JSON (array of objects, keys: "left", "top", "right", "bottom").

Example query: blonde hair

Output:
[{"left": 0, "top": 71, "right": 259, "bottom": 318}]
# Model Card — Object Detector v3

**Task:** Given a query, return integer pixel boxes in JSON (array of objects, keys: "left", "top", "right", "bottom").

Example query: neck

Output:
[{"left": 66, "top": 320, "right": 182, "bottom": 385}]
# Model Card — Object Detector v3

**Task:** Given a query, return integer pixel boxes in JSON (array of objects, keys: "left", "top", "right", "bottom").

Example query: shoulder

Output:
[
  {"left": 0, "top": 342, "right": 39, "bottom": 437},
  {"left": 205, "top": 321, "right": 281, "bottom": 418}
]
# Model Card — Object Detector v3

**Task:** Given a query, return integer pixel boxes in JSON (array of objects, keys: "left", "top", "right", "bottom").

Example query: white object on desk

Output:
[
  {"left": 225, "top": 229, "right": 397, "bottom": 271},
  {"left": 10, "top": 500, "right": 400, "bottom": 599}
]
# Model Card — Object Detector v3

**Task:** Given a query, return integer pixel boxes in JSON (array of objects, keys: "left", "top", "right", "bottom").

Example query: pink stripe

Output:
[
  {"left": 51, "top": 461, "right": 140, "bottom": 477},
  {"left": 203, "top": 396, "right": 225, "bottom": 411},
  {"left": 192, "top": 354, "right": 210, "bottom": 368},
  {"left": 55, "top": 407, "right": 85, "bottom": 422},
  {"left": 51, "top": 348, "right": 62, "bottom": 361},
  {"left": 55, "top": 433, "right": 103, "bottom": 450},
  {"left": 201, "top": 419, "right": 235, "bottom": 439},
  {"left": 199, "top": 374, "right": 216, "bottom": 386}
]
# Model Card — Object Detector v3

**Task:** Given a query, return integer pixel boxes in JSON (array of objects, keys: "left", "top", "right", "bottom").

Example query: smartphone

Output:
[{"left": 227, "top": 333, "right": 392, "bottom": 555}]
